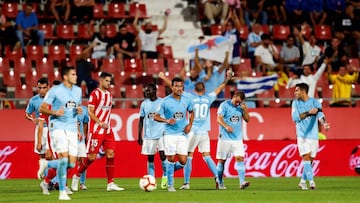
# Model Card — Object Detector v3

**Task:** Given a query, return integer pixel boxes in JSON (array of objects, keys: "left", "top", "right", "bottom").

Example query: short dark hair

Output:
[
  {"left": 61, "top": 66, "right": 76, "bottom": 79},
  {"left": 99, "top": 72, "right": 112, "bottom": 78},
  {"left": 37, "top": 77, "right": 48, "bottom": 85},
  {"left": 233, "top": 91, "right": 245, "bottom": 100},
  {"left": 296, "top": 83, "right": 309, "bottom": 94},
  {"left": 195, "top": 82, "right": 205, "bottom": 92},
  {"left": 261, "top": 33, "right": 271, "bottom": 40},
  {"left": 118, "top": 24, "right": 126, "bottom": 30},
  {"left": 171, "top": 77, "right": 183, "bottom": 86},
  {"left": 52, "top": 80, "right": 61, "bottom": 86},
  {"left": 145, "top": 83, "right": 157, "bottom": 91}
]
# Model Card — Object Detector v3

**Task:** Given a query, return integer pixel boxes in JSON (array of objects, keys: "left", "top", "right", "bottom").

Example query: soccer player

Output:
[
  {"left": 179, "top": 70, "right": 233, "bottom": 190},
  {"left": 154, "top": 77, "right": 194, "bottom": 192},
  {"left": 291, "top": 83, "right": 330, "bottom": 190},
  {"left": 38, "top": 67, "right": 82, "bottom": 200},
  {"left": 71, "top": 72, "right": 124, "bottom": 192},
  {"left": 138, "top": 84, "right": 168, "bottom": 189},
  {"left": 76, "top": 105, "right": 89, "bottom": 190},
  {"left": 25, "top": 77, "right": 49, "bottom": 179},
  {"left": 216, "top": 91, "right": 250, "bottom": 190}
]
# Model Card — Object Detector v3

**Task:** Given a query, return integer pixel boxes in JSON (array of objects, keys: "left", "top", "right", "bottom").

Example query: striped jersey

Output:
[{"left": 88, "top": 88, "right": 113, "bottom": 134}]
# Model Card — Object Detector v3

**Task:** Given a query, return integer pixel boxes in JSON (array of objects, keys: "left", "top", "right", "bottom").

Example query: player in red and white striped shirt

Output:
[{"left": 71, "top": 72, "right": 124, "bottom": 192}]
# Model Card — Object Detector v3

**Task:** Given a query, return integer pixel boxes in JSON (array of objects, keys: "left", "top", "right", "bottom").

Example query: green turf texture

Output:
[{"left": 1, "top": 177, "right": 359, "bottom": 202}]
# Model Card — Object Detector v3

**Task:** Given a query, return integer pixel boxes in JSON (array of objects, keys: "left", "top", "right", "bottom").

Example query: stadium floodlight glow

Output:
[
  {"left": 42, "top": 57, "right": 47, "bottom": 63},
  {"left": 142, "top": 72, "right": 147, "bottom": 77},
  {"left": 252, "top": 71, "right": 256, "bottom": 77},
  {"left": 9, "top": 69, "right": 14, "bottom": 76},
  {"left": 165, "top": 72, "right": 169, "bottom": 76},
  {"left": 20, "top": 57, "right": 25, "bottom": 63},
  {"left": 132, "top": 84, "right": 137, "bottom": 90},
  {"left": 275, "top": 98, "right": 280, "bottom": 103},
  {"left": 329, "top": 84, "right": 333, "bottom": 89},
  {"left": 352, "top": 84, "right": 355, "bottom": 89},
  {"left": 32, "top": 70, "right": 37, "bottom": 76},
  {"left": 186, "top": 72, "right": 190, "bottom": 77},
  {"left": 318, "top": 98, "right": 323, "bottom": 103},
  {"left": 0, "top": 57, "right": 2, "bottom": 62},
  {"left": 21, "top": 84, "right": 27, "bottom": 90},
  {"left": 120, "top": 71, "right": 125, "bottom": 76}
]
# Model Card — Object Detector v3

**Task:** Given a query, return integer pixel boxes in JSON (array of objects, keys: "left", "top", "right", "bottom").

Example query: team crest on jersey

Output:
[
  {"left": 65, "top": 100, "right": 77, "bottom": 109},
  {"left": 147, "top": 112, "right": 156, "bottom": 119},
  {"left": 173, "top": 112, "right": 184, "bottom": 120},
  {"left": 230, "top": 115, "right": 240, "bottom": 123}
]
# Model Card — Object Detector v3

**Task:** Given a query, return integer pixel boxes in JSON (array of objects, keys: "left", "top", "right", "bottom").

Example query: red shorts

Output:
[{"left": 87, "top": 130, "right": 116, "bottom": 154}]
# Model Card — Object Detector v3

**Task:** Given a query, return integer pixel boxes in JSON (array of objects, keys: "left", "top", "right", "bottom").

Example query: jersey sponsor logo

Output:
[
  {"left": 147, "top": 112, "right": 156, "bottom": 119},
  {"left": 65, "top": 100, "right": 77, "bottom": 109},
  {"left": 173, "top": 112, "right": 184, "bottom": 120},
  {"left": 230, "top": 115, "right": 240, "bottom": 123},
  {"left": 101, "top": 106, "right": 112, "bottom": 111}
]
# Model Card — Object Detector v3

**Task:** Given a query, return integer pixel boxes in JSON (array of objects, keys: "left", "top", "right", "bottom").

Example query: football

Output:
[{"left": 139, "top": 175, "right": 157, "bottom": 192}]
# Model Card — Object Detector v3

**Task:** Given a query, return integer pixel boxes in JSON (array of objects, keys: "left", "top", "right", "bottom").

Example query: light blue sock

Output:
[
  {"left": 174, "top": 161, "right": 184, "bottom": 171},
  {"left": 304, "top": 161, "right": 314, "bottom": 181},
  {"left": 161, "top": 160, "right": 167, "bottom": 177},
  {"left": 52, "top": 173, "right": 59, "bottom": 184},
  {"left": 57, "top": 157, "right": 68, "bottom": 191},
  {"left": 217, "top": 162, "right": 224, "bottom": 184},
  {"left": 203, "top": 156, "right": 218, "bottom": 178},
  {"left": 148, "top": 161, "right": 155, "bottom": 177},
  {"left": 184, "top": 157, "right": 192, "bottom": 184},
  {"left": 301, "top": 165, "right": 307, "bottom": 181},
  {"left": 167, "top": 161, "right": 175, "bottom": 187},
  {"left": 80, "top": 170, "right": 87, "bottom": 185},
  {"left": 47, "top": 159, "right": 59, "bottom": 168},
  {"left": 235, "top": 161, "right": 245, "bottom": 184}
]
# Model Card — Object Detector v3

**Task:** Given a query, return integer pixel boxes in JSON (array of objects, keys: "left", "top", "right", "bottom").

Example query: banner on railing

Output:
[
  {"left": 1, "top": 108, "right": 359, "bottom": 141},
  {"left": 0, "top": 140, "right": 359, "bottom": 179}
]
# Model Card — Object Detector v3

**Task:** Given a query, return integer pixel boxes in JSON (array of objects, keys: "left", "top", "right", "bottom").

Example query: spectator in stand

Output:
[
  {"left": 15, "top": 3, "right": 44, "bottom": 56},
  {"left": 293, "top": 27, "right": 322, "bottom": 67},
  {"left": 88, "top": 23, "right": 114, "bottom": 59},
  {"left": 222, "top": 9, "right": 242, "bottom": 68},
  {"left": 254, "top": 33, "right": 282, "bottom": 75},
  {"left": 0, "top": 87, "right": 15, "bottom": 110},
  {"left": 244, "top": 0, "right": 267, "bottom": 27},
  {"left": 280, "top": 34, "right": 300, "bottom": 76},
  {"left": 71, "top": 0, "right": 95, "bottom": 23},
  {"left": 302, "top": 0, "right": 327, "bottom": 27},
  {"left": 285, "top": 0, "right": 304, "bottom": 26},
  {"left": 327, "top": 63, "right": 359, "bottom": 107},
  {"left": 0, "top": 5, "right": 20, "bottom": 55},
  {"left": 113, "top": 24, "right": 142, "bottom": 72},
  {"left": 202, "top": 0, "right": 229, "bottom": 25},
  {"left": 265, "top": 0, "right": 286, "bottom": 24},
  {"left": 325, "top": 0, "right": 346, "bottom": 26},
  {"left": 247, "top": 23, "right": 263, "bottom": 69},
  {"left": 49, "top": 0, "right": 71, "bottom": 24},
  {"left": 133, "top": 9, "right": 168, "bottom": 72},
  {"left": 325, "top": 37, "right": 347, "bottom": 72}
]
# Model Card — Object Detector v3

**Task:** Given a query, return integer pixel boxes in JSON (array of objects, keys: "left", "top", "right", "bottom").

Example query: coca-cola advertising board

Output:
[
  {"left": 1, "top": 140, "right": 359, "bottom": 179},
  {"left": 0, "top": 108, "right": 359, "bottom": 141}
]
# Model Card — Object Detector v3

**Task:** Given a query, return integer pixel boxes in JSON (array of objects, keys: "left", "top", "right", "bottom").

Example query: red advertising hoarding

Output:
[{"left": 1, "top": 140, "right": 359, "bottom": 179}]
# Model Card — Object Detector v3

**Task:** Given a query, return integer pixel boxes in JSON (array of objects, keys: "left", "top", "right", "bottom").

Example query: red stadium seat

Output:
[
  {"left": 314, "top": 25, "right": 332, "bottom": 41},
  {"left": 93, "top": 3, "right": 106, "bottom": 19},
  {"left": 272, "top": 25, "right": 290, "bottom": 41},
  {"left": 108, "top": 3, "right": 126, "bottom": 19},
  {"left": 2, "top": 2, "right": 18, "bottom": 19},
  {"left": 35, "top": 58, "right": 55, "bottom": 79},
  {"left": 301, "top": 24, "right": 312, "bottom": 40},
  {"left": 2, "top": 69, "right": 20, "bottom": 87},
  {"left": 5, "top": 46, "right": 22, "bottom": 61},
  {"left": 210, "top": 24, "right": 223, "bottom": 35},
  {"left": 349, "top": 58, "right": 359, "bottom": 69},
  {"left": 77, "top": 24, "right": 94, "bottom": 40},
  {"left": 47, "top": 45, "right": 66, "bottom": 62},
  {"left": 101, "top": 58, "right": 122, "bottom": 75},
  {"left": 15, "top": 84, "right": 35, "bottom": 98},
  {"left": 105, "top": 24, "right": 118, "bottom": 38},
  {"left": 166, "top": 58, "right": 184, "bottom": 76},
  {"left": 69, "top": 45, "right": 84, "bottom": 61},
  {"left": 124, "top": 58, "right": 143, "bottom": 73},
  {"left": 256, "top": 88, "right": 276, "bottom": 107},
  {"left": 26, "top": 45, "right": 44, "bottom": 62},
  {"left": 0, "top": 58, "right": 10, "bottom": 73},
  {"left": 261, "top": 25, "right": 270, "bottom": 34},
  {"left": 145, "top": 59, "right": 165, "bottom": 75},
  {"left": 56, "top": 24, "right": 76, "bottom": 40},
  {"left": 239, "top": 25, "right": 249, "bottom": 40},
  {"left": 235, "top": 58, "right": 252, "bottom": 76},
  {"left": 129, "top": 3, "right": 148, "bottom": 18},
  {"left": 118, "top": 85, "right": 144, "bottom": 108},
  {"left": 38, "top": 24, "right": 57, "bottom": 40},
  {"left": 157, "top": 45, "right": 173, "bottom": 59}
]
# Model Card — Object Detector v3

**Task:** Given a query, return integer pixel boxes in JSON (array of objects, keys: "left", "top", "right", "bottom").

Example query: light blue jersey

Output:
[
  {"left": 78, "top": 106, "right": 89, "bottom": 143},
  {"left": 43, "top": 83, "right": 82, "bottom": 133},
  {"left": 139, "top": 98, "right": 165, "bottom": 139},
  {"left": 184, "top": 77, "right": 203, "bottom": 93},
  {"left": 26, "top": 94, "right": 46, "bottom": 126},
  {"left": 190, "top": 92, "right": 217, "bottom": 133},
  {"left": 200, "top": 68, "right": 218, "bottom": 94},
  {"left": 158, "top": 94, "right": 193, "bottom": 135},
  {"left": 291, "top": 98, "right": 324, "bottom": 140},
  {"left": 217, "top": 100, "right": 244, "bottom": 141}
]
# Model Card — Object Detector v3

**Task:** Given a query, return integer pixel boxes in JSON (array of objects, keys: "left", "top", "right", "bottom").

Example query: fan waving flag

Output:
[
  {"left": 237, "top": 74, "right": 279, "bottom": 97},
  {"left": 187, "top": 36, "right": 233, "bottom": 63}
]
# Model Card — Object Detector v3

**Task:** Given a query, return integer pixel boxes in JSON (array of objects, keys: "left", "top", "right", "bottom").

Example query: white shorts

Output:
[
  {"left": 216, "top": 139, "right": 245, "bottom": 160},
  {"left": 141, "top": 136, "right": 165, "bottom": 155},
  {"left": 187, "top": 131, "right": 210, "bottom": 153},
  {"left": 297, "top": 137, "right": 319, "bottom": 158},
  {"left": 51, "top": 129, "right": 78, "bottom": 157},
  {"left": 78, "top": 142, "right": 87, "bottom": 158},
  {"left": 163, "top": 134, "right": 187, "bottom": 156},
  {"left": 34, "top": 125, "right": 49, "bottom": 154}
]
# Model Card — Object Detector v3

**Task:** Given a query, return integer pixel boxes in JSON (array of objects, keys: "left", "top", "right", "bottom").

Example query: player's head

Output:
[
  {"left": 295, "top": 83, "right": 309, "bottom": 100},
  {"left": 231, "top": 91, "right": 245, "bottom": 106},
  {"left": 61, "top": 66, "right": 77, "bottom": 85},
  {"left": 194, "top": 82, "right": 205, "bottom": 95},
  {"left": 144, "top": 84, "right": 157, "bottom": 100},
  {"left": 37, "top": 77, "right": 49, "bottom": 97},
  {"left": 171, "top": 77, "right": 184, "bottom": 96},
  {"left": 118, "top": 24, "right": 127, "bottom": 35},
  {"left": 338, "top": 63, "right": 347, "bottom": 76},
  {"left": 99, "top": 72, "right": 112, "bottom": 90}
]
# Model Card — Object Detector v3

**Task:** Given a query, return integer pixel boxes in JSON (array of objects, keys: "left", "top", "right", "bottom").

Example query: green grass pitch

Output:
[{"left": 1, "top": 177, "right": 359, "bottom": 203}]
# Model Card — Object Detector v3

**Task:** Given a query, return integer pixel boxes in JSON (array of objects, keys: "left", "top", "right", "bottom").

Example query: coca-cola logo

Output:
[
  {"left": 224, "top": 144, "right": 325, "bottom": 177},
  {"left": 349, "top": 145, "right": 360, "bottom": 175},
  {"left": 0, "top": 146, "right": 17, "bottom": 179}
]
